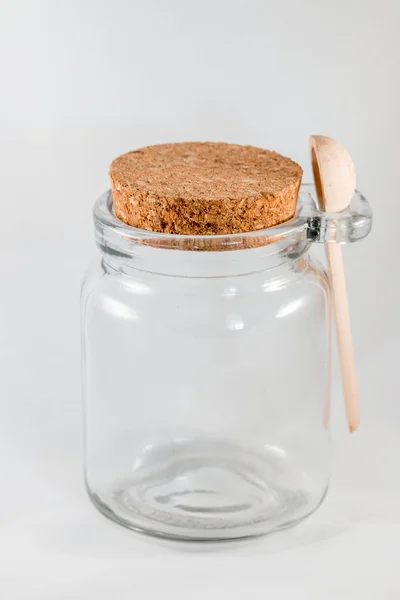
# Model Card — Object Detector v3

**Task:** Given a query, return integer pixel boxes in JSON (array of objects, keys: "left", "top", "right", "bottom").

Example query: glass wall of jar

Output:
[{"left": 81, "top": 185, "right": 372, "bottom": 540}]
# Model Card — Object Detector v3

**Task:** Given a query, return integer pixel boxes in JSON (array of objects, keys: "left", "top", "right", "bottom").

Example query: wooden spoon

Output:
[{"left": 309, "top": 135, "right": 359, "bottom": 432}]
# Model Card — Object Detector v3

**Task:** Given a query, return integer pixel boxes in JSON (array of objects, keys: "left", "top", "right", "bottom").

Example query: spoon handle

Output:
[{"left": 326, "top": 244, "right": 359, "bottom": 432}]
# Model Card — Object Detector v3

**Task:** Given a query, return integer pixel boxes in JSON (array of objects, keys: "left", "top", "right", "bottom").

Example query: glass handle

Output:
[{"left": 303, "top": 188, "right": 372, "bottom": 244}]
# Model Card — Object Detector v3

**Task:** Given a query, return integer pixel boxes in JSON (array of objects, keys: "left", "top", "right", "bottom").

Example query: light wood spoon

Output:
[{"left": 309, "top": 135, "right": 359, "bottom": 432}]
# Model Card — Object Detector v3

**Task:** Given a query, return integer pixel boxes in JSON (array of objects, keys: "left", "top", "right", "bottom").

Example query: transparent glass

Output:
[{"left": 81, "top": 184, "right": 372, "bottom": 540}]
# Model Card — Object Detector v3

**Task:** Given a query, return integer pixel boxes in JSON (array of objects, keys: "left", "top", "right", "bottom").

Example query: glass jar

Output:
[{"left": 81, "top": 184, "right": 372, "bottom": 540}]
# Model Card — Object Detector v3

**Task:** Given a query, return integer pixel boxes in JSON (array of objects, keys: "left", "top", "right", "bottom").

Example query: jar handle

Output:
[
  {"left": 304, "top": 187, "right": 372, "bottom": 245},
  {"left": 303, "top": 184, "right": 372, "bottom": 244}
]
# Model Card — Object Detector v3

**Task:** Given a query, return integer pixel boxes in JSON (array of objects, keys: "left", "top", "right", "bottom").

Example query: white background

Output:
[{"left": 1, "top": 0, "right": 399, "bottom": 598}]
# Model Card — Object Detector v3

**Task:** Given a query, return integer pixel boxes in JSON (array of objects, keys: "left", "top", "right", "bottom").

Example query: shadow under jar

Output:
[{"left": 81, "top": 184, "right": 372, "bottom": 540}]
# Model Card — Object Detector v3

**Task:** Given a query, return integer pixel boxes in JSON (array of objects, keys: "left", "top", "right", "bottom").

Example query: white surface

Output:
[{"left": 1, "top": 0, "right": 399, "bottom": 597}]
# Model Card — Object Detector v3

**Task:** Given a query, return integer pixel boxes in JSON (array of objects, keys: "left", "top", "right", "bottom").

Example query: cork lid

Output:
[{"left": 110, "top": 142, "right": 303, "bottom": 235}]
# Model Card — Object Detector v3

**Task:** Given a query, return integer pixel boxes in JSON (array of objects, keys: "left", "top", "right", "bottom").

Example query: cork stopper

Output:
[{"left": 110, "top": 142, "right": 303, "bottom": 235}]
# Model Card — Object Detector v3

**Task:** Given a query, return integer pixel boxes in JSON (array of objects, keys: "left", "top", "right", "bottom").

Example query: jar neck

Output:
[
  {"left": 93, "top": 190, "right": 313, "bottom": 278},
  {"left": 98, "top": 233, "right": 310, "bottom": 278}
]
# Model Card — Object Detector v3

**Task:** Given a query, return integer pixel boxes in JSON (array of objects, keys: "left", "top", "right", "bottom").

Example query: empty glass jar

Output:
[{"left": 81, "top": 184, "right": 372, "bottom": 540}]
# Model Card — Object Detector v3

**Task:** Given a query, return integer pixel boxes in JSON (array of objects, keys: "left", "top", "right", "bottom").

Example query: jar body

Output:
[{"left": 82, "top": 242, "right": 331, "bottom": 539}]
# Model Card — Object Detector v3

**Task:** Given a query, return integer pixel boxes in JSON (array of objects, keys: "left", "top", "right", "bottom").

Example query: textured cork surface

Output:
[{"left": 110, "top": 142, "right": 303, "bottom": 235}]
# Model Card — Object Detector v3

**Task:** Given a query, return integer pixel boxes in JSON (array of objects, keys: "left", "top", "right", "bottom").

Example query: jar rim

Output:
[
  {"left": 93, "top": 184, "right": 372, "bottom": 257},
  {"left": 93, "top": 185, "right": 320, "bottom": 253}
]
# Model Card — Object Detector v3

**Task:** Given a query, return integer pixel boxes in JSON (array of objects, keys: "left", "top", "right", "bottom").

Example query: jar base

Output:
[{"left": 87, "top": 439, "right": 327, "bottom": 540}]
